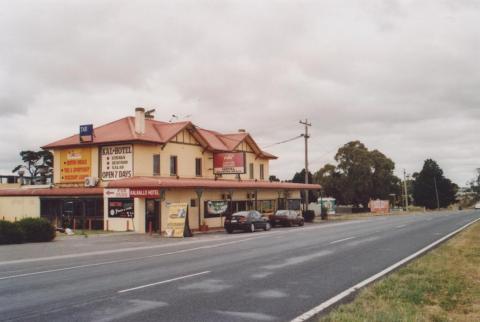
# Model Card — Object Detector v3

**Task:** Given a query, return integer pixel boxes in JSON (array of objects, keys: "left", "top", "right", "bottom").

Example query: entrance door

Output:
[{"left": 145, "top": 199, "right": 161, "bottom": 232}]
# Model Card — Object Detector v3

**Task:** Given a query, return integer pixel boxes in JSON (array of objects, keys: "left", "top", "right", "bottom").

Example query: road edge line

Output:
[{"left": 290, "top": 216, "right": 480, "bottom": 322}]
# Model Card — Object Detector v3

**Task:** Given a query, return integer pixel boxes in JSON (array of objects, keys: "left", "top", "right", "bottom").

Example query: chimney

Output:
[
  {"left": 135, "top": 107, "right": 145, "bottom": 135},
  {"left": 238, "top": 129, "right": 246, "bottom": 133}
]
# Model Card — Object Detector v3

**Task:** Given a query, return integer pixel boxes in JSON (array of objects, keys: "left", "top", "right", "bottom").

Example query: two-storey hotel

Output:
[{"left": 0, "top": 108, "right": 320, "bottom": 233}]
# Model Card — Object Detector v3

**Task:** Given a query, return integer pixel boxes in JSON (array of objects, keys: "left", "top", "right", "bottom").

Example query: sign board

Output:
[
  {"left": 206, "top": 200, "right": 228, "bottom": 215},
  {"left": 60, "top": 148, "right": 92, "bottom": 183},
  {"left": 165, "top": 203, "right": 189, "bottom": 238},
  {"left": 369, "top": 199, "right": 390, "bottom": 214},
  {"left": 80, "top": 124, "right": 94, "bottom": 143},
  {"left": 101, "top": 145, "right": 133, "bottom": 181},
  {"left": 213, "top": 152, "right": 246, "bottom": 174},
  {"left": 130, "top": 188, "right": 160, "bottom": 198},
  {"left": 104, "top": 188, "right": 130, "bottom": 199},
  {"left": 108, "top": 198, "right": 134, "bottom": 218}
]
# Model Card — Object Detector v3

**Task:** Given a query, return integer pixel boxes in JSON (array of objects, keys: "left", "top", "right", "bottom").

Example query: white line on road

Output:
[
  {"left": 290, "top": 216, "right": 480, "bottom": 322},
  {"left": 118, "top": 271, "right": 211, "bottom": 294},
  {"left": 395, "top": 224, "right": 407, "bottom": 229},
  {"left": 329, "top": 237, "right": 355, "bottom": 245}
]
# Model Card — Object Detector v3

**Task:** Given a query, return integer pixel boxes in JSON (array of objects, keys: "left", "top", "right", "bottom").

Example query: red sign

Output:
[
  {"left": 130, "top": 188, "right": 160, "bottom": 198},
  {"left": 213, "top": 152, "right": 246, "bottom": 174}
]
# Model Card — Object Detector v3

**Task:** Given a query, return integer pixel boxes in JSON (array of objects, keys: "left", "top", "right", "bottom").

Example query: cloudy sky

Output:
[{"left": 0, "top": 0, "right": 479, "bottom": 185}]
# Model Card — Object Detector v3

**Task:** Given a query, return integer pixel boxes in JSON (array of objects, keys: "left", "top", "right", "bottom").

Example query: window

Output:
[
  {"left": 153, "top": 154, "right": 160, "bottom": 176},
  {"left": 260, "top": 164, "right": 265, "bottom": 180},
  {"left": 170, "top": 155, "right": 178, "bottom": 176},
  {"left": 195, "top": 158, "right": 202, "bottom": 177},
  {"left": 249, "top": 163, "right": 254, "bottom": 179}
]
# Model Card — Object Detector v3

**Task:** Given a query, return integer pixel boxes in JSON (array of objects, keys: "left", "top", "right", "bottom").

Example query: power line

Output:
[{"left": 262, "top": 135, "right": 303, "bottom": 149}]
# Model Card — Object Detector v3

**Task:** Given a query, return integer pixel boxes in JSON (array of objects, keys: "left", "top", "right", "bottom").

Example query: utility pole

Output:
[
  {"left": 434, "top": 176, "right": 440, "bottom": 209},
  {"left": 403, "top": 169, "right": 409, "bottom": 211},
  {"left": 300, "top": 119, "right": 311, "bottom": 212}
]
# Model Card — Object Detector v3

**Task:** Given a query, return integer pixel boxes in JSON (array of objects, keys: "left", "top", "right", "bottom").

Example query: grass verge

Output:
[{"left": 320, "top": 222, "right": 480, "bottom": 322}]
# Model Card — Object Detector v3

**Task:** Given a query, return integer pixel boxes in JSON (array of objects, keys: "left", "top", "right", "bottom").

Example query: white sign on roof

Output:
[{"left": 101, "top": 145, "right": 133, "bottom": 181}]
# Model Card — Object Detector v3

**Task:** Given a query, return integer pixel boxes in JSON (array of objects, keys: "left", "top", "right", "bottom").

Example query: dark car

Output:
[
  {"left": 224, "top": 211, "right": 271, "bottom": 233},
  {"left": 269, "top": 210, "right": 304, "bottom": 227}
]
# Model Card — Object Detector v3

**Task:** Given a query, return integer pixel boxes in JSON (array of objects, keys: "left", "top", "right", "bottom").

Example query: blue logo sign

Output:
[{"left": 80, "top": 124, "right": 94, "bottom": 143}]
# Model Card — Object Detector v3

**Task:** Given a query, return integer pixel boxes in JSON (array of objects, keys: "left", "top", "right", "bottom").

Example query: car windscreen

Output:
[
  {"left": 275, "top": 210, "right": 289, "bottom": 216},
  {"left": 232, "top": 211, "right": 249, "bottom": 218}
]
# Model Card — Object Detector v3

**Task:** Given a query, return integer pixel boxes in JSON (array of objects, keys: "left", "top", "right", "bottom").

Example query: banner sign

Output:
[
  {"left": 104, "top": 188, "right": 130, "bottom": 199},
  {"left": 101, "top": 145, "right": 133, "bottom": 181},
  {"left": 60, "top": 148, "right": 92, "bottom": 183},
  {"left": 108, "top": 198, "right": 134, "bottom": 218},
  {"left": 165, "top": 202, "right": 189, "bottom": 238},
  {"left": 79, "top": 124, "right": 94, "bottom": 143},
  {"left": 213, "top": 152, "right": 246, "bottom": 174},
  {"left": 369, "top": 199, "right": 390, "bottom": 214},
  {"left": 130, "top": 188, "right": 160, "bottom": 198},
  {"left": 206, "top": 200, "right": 228, "bottom": 215}
]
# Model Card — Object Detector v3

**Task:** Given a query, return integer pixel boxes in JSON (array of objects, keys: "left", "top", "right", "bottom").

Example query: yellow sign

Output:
[
  {"left": 60, "top": 148, "right": 92, "bottom": 183},
  {"left": 165, "top": 203, "right": 189, "bottom": 238}
]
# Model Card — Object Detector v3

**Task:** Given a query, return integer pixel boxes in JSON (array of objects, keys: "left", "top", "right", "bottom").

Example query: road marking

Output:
[
  {"left": 395, "top": 224, "right": 407, "bottom": 229},
  {"left": 329, "top": 237, "right": 355, "bottom": 245},
  {"left": 290, "top": 216, "right": 480, "bottom": 322},
  {"left": 118, "top": 271, "right": 211, "bottom": 294}
]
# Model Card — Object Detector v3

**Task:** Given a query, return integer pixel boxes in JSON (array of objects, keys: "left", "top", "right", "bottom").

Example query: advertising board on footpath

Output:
[
  {"left": 165, "top": 203, "right": 191, "bottom": 238},
  {"left": 369, "top": 199, "right": 390, "bottom": 214}
]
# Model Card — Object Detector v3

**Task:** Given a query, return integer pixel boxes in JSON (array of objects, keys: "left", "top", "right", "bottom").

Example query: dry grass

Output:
[{"left": 320, "top": 222, "right": 480, "bottom": 322}]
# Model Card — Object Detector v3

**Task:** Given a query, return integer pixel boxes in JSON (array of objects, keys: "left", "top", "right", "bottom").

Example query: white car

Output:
[{"left": 475, "top": 203, "right": 480, "bottom": 210}]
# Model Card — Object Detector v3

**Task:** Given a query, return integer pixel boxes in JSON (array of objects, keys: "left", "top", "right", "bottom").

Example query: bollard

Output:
[
  {"left": 126, "top": 220, "right": 130, "bottom": 232},
  {"left": 106, "top": 220, "right": 109, "bottom": 231},
  {"left": 73, "top": 218, "right": 76, "bottom": 231},
  {"left": 88, "top": 219, "right": 92, "bottom": 231},
  {"left": 148, "top": 221, "right": 152, "bottom": 235}
]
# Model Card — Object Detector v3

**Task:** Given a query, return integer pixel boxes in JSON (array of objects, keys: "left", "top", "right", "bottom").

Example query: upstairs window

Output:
[
  {"left": 170, "top": 155, "right": 178, "bottom": 176},
  {"left": 153, "top": 154, "right": 160, "bottom": 176},
  {"left": 195, "top": 158, "right": 202, "bottom": 177},
  {"left": 260, "top": 164, "right": 264, "bottom": 180},
  {"left": 249, "top": 163, "right": 254, "bottom": 180}
]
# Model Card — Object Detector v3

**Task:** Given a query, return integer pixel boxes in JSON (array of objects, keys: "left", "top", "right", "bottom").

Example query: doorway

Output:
[{"left": 145, "top": 199, "right": 161, "bottom": 232}]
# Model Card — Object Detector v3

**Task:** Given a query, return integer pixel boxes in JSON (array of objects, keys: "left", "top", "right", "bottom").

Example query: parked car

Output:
[
  {"left": 475, "top": 202, "right": 480, "bottom": 209},
  {"left": 269, "top": 210, "right": 304, "bottom": 227},
  {"left": 224, "top": 211, "right": 271, "bottom": 233}
]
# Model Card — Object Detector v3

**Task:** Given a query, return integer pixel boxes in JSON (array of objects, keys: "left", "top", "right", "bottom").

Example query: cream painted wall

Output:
[{"left": 0, "top": 197, "right": 40, "bottom": 221}]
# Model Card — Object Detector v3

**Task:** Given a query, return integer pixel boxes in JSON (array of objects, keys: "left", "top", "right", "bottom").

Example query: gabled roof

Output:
[{"left": 42, "top": 115, "right": 277, "bottom": 159}]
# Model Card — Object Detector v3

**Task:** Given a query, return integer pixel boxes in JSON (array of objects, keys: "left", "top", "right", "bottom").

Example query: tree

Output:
[
  {"left": 314, "top": 141, "right": 400, "bottom": 207},
  {"left": 412, "top": 159, "right": 457, "bottom": 209},
  {"left": 12, "top": 150, "right": 53, "bottom": 184},
  {"left": 269, "top": 175, "right": 280, "bottom": 182},
  {"left": 292, "top": 169, "right": 317, "bottom": 203}
]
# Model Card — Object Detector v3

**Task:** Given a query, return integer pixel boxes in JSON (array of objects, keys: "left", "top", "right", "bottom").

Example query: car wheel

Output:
[
  {"left": 270, "top": 221, "right": 276, "bottom": 228},
  {"left": 298, "top": 220, "right": 304, "bottom": 226},
  {"left": 264, "top": 222, "right": 271, "bottom": 231},
  {"left": 249, "top": 223, "right": 255, "bottom": 233},
  {"left": 226, "top": 228, "right": 233, "bottom": 234}
]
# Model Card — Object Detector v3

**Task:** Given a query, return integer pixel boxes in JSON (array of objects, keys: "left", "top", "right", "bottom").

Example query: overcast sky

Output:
[{"left": 0, "top": 0, "right": 479, "bottom": 185}]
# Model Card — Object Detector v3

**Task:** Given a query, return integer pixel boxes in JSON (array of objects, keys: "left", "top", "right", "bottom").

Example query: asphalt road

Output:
[{"left": 1, "top": 210, "right": 479, "bottom": 322}]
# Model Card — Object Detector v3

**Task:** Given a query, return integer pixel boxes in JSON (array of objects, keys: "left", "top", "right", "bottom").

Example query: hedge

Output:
[
  {"left": 0, "top": 220, "right": 24, "bottom": 244},
  {"left": 0, "top": 218, "right": 56, "bottom": 244},
  {"left": 18, "top": 218, "right": 56, "bottom": 243}
]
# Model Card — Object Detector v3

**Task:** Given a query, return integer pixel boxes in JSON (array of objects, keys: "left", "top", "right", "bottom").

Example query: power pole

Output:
[
  {"left": 434, "top": 176, "right": 440, "bottom": 209},
  {"left": 403, "top": 169, "right": 409, "bottom": 211},
  {"left": 300, "top": 119, "right": 311, "bottom": 212}
]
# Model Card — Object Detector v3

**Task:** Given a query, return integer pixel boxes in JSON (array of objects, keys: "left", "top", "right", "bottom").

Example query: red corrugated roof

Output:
[
  {"left": 0, "top": 187, "right": 103, "bottom": 197},
  {"left": 107, "top": 176, "right": 321, "bottom": 190},
  {"left": 42, "top": 116, "right": 276, "bottom": 159}
]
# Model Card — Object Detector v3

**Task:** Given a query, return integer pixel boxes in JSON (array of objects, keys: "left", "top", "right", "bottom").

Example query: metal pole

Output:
[
  {"left": 300, "top": 119, "right": 311, "bottom": 212},
  {"left": 434, "top": 176, "right": 440, "bottom": 209},
  {"left": 403, "top": 169, "right": 409, "bottom": 211}
]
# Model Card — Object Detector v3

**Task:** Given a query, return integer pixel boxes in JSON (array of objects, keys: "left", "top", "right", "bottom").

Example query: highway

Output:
[{"left": 1, "top": 210, "right": 479, "bottom": 322}]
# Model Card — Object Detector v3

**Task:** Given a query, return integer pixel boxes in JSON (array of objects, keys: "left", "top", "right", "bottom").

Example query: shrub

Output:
[
  {"left": 0, "top": 220, "right": 25, "bottom": 244},
  {"left": 302, "top": 210, "right": 315, "bottom": 223},
  {"left": 18, "top": 218, "right": 56, "bottom": 243}
]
